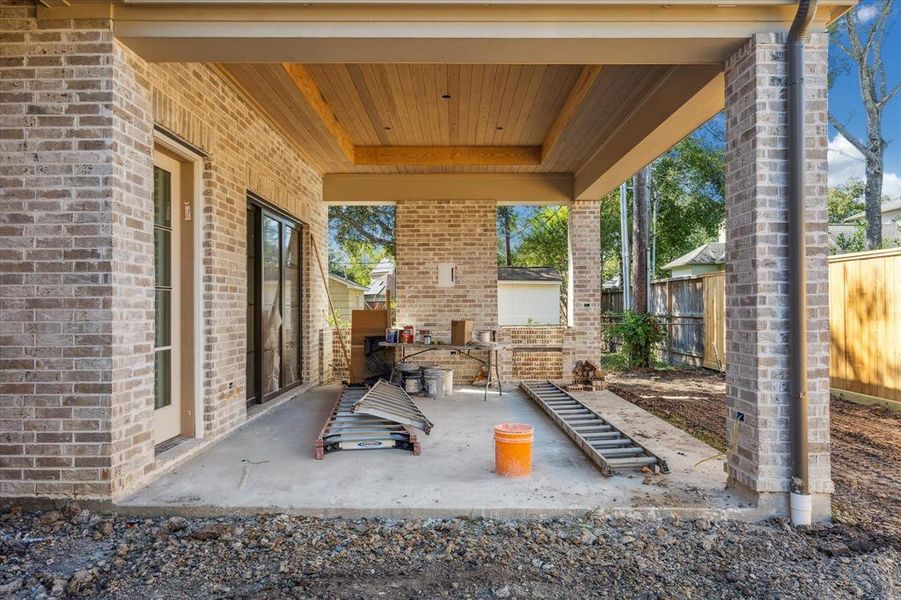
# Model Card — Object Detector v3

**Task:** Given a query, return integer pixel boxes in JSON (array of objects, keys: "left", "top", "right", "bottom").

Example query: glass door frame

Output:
[{"left": 246, "top": 193, "right": 304, "bottom": 407}]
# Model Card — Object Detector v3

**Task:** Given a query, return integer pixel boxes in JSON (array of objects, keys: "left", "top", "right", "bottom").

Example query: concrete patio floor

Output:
[{"left": 119, "top": 384, "right": 755, "bottom": 519}]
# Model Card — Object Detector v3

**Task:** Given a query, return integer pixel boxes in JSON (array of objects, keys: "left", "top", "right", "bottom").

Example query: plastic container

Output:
[
  {"left": 440, "top": 369, "right": 454, "bottom": 397},
  {"left": 790, "top": 492, "right": 812, "bottom": 527},
  {"left": 404, "top": 374, "right": 422, "bottom": 394},
  {"left": 494, "top": 423, "right": 534, "bottom": 477},
  {"left": 423, "top": 368, "right": 441, "bottom": 397}
]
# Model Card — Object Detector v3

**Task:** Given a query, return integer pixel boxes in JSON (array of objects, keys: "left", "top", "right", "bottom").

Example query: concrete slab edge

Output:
[{"left": 3, "top": 496, "right": 771, "bottom": 523}]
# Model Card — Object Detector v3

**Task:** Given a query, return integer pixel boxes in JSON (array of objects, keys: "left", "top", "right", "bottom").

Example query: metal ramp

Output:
[
  {"left": 314, "top": 385, "right": 421, "bottom": 459},
  {"left": 519, "top": 381, "right": 669, "bottom": 476},
  {"left": 352, "top": 379, "right": 434, "bottom": 434}
]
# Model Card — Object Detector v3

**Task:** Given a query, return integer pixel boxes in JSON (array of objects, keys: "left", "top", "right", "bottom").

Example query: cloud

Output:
[
  {"left": 856, "top": 4, "right": 879, "bottom": 23},
  {"left": 828, "top": 134, "right": 901, "bottom": 198}
]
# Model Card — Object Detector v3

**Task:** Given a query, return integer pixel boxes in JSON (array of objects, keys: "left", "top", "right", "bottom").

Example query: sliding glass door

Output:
[{"left": 246, "top": 198, "right": 303, "bottom": 405}]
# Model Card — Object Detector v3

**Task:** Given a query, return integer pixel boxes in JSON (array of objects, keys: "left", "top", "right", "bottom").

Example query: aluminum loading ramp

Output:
[
  {"left": 314, "top": 385, "right": 421, "bottom": 459},
  {"left": 520, "top": 381, "right": 669, "bottom": 476},
  {"left": 352, "top": 379, "right": 434, "bottom": 434}
]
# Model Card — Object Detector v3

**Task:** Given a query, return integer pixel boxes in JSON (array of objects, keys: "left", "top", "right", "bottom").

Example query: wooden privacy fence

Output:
[
  {"left": 602, "top": 274, "right": 723, "bottom": 368},
  {"left": 603, "top": 248, "right": 901, "bottom": 405},
  {"left": 828, "top": 248, "right": 901, "bottom": 405}
]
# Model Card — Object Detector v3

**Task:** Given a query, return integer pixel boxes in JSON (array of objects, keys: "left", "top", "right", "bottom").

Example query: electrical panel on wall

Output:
[{"left": 437, "top": 263, "right": 456, "bottom": 288}]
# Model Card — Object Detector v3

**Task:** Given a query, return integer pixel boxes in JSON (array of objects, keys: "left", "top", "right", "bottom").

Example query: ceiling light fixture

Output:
[{"left": 441, "top": 94, "right": 451, "bottom": 99}]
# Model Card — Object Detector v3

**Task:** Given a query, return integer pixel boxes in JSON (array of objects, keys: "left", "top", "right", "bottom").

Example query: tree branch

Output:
[
  {"left": 332, "top": 209, "right": 394, "bottom": 248},
  {"left": 829, "top": 116, "right": 879, "bottom": 162}
]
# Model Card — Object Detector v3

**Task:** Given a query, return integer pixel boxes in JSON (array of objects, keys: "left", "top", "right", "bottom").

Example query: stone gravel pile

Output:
[{"left": 1, "top": 505, "right": 898, "bottom": 598}]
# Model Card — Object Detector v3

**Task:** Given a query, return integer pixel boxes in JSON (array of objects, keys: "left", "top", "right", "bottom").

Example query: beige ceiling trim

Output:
[
  {"left": 354, "top": 146, "right": 542, "bottom": 167},
  {"left": 541, "top": 65, "right": 603, "bottom": 162},
  {"left": 40, "top": 0, "right": 851, "bottom": 64},
  {"left": 44, "top": 2, "right": 854, "bottom": 25},
  {"left": 575, "top": 69, "right": 724, "bottom": 200},
  {"left": 324, "top": 173, "right": 573, "bottom": 205},
  {"left": 281, "top": 63, "right": 356, "bottom": 163}
]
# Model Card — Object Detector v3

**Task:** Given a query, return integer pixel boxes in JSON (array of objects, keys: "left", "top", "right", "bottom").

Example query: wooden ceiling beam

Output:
[
  {"left": 281, "top": 63, "right": 356, "bottom": 163},
  {"left": 541, "top": 65, "right": 603, "bottom": 162},
  {"left": 354, "top": 145, "right": 542, "bottom": 166}
]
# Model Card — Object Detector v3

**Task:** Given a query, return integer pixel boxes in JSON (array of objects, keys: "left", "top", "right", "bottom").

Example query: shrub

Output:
[{"left": 607, "top": 310, "right": 664, "bottom": 369}]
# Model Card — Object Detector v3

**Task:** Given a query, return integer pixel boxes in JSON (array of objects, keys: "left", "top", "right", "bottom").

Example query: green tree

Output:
[
  {"left": 829, "top": 0, "right": 900, "bottom": 249},
  {"left": 496, "top": 206, "right": 518, "bottom": 266},
  {"left": 513, "top": 206, "right": 570, "bottom": 320},
  {"left": 328, "top": 205, "right": 395, "bottom": 288},
  {"left": 328, "top": 205, "right": 396, "bottom": 257},
  {"left": 828, "top": 179, "right": 865, "bottom": 223},
  {"left": 650, "top": 131, "right": 725, "bottom": 278},
  {"left": 329, "top": 240, "right": 389, "bottom": 287},
  {"left": 599, "top": 188, "right": 625, "bottom": 283},
  {"left": 834, "top": 227, "right": 867, "bottom": 254}
]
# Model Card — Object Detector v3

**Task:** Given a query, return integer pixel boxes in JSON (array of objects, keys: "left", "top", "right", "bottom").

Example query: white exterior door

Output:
[{"left": 153, "top": 152, "right": 182, "bottom": 444}]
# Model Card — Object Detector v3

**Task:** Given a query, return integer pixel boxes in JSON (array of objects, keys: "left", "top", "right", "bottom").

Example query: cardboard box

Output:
[
  {"left": 351, "top": 309, "right": 388, "bottom": 345},
  {"left": 350, "top": 344, "right": 366, "bottom": 383},
  {"left": 451, "top": 320, "right": 473, "bottom": 346}
]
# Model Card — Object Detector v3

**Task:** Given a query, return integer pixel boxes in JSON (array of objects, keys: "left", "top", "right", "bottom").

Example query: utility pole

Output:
[
  {"left": 632, "top": 166, "right": 650, "bottom": 315},
  {"left": 619, "top": 182, "right": 631, "bottom": 311}
]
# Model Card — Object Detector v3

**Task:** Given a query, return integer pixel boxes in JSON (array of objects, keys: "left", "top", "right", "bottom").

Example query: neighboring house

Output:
[
  {"left": 498, "top": 267, "right": 563, "bottom": 325},
  {"left": 662, "top": 242, "right": 726, "bottom": 278},
  {"left": 328, "top": 274, "right": 366, "bottom": 320},
  {"left": 829, "top": 199, "right": 901, "bottom": 250},
  {"left": 364, "top": 257, "right": 396, "bottom": 308}
]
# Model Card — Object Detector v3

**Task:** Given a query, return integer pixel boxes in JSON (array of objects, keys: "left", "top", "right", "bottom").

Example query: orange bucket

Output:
[{"left": 494, "top": 423, "right": 534, "bottom": 477}]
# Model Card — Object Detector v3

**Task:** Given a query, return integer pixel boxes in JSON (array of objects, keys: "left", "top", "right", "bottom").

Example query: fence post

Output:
[{"left": 666, "top": 279, "right": 673, "bottom": 365}]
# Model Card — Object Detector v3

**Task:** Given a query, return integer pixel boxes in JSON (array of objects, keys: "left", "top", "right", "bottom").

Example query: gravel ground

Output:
[
  {"left": 606, "top": 367, "right": 901, "bottom": 549},
  {"left": 1, "top": 505, "right": 899, "bottom": 599}
]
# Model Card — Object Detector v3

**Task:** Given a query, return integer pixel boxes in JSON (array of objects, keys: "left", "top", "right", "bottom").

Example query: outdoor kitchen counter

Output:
[{"left": 379, "top": 341, "right": 509, "bottom": 400}]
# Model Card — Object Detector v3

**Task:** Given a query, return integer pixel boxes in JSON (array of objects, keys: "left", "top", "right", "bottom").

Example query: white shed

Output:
[{"left": 497, "top": 267, "right": 563, "bottom": 325}]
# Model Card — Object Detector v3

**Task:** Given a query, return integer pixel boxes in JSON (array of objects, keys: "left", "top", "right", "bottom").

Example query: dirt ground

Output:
[{"left": 606, "top": 368, "right": 901, "bottom": 548}]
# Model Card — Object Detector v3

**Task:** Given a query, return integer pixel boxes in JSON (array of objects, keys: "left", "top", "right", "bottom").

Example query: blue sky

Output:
[{"left": 828, "top": 0, "right": 901, "bottom": 197}]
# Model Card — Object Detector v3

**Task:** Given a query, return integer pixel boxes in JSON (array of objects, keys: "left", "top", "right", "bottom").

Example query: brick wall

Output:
[
  {"left": 2, "top": 5, "right": 124, "bottom": 497},
  {"left": 563, "top": 201, "right": 602, "bottom": 375},
  {"left": 0, "top": 3, "right": 328, "bottom": 499},
  {"left": 723, "top": 33, "right": 831, "bottom": 505},
  {"left": 327, "top": 326, "right": 566, "bottom": 384},
  {"left": 126, "top": 55, "right": 328, "bottom": 439},
  {"left": 394, "top": 199, "right": 497, "bottom": 383},
  {"left": 506, "top": 326, "right": 565, "bottom": 381}
]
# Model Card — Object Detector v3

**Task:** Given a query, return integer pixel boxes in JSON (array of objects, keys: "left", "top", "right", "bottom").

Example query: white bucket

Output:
[
  {"left": 404, "top": 375, "right": 422, "bottom": 394},
  {"left": 790, "top": 492, "right": 812, "bottom": 527},
  {"left": 423, "top": 373, "right": 440, "bottom": 397},
  {"left": 440, "top": 369, "right": 454, "bottom": 397}
]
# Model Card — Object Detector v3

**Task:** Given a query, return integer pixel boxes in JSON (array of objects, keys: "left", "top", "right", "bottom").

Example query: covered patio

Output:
[
  {"left": 2, "top": 0, "right": 847, "bottom": 523},
  {"left": 119, "top": 385, "right": 747, "bottom": 518}
]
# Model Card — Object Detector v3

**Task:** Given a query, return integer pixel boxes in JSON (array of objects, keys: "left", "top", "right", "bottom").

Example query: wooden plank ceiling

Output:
[{"left": 218, "top": 62, "right": 683, "bottom": 175}]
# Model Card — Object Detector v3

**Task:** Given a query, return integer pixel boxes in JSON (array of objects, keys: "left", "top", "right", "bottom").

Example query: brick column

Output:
[
  {"left": 723, "top": 33, "right": 831, "bottom": 518},
  {"left": 563, "top": 200, "right": 602, "bottom": 376},
  {"left": 0, "top": 8, "right": 154, "bottom": 498}
]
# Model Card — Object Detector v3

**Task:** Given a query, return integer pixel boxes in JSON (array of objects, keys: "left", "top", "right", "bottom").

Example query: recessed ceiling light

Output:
[
  {"left": 441, "top": 94, "right": 451, "bottom": 99},
  {"left": 496, "top": 126, "right": 504, "bottom": 131},
  {"left": 384, "top": 126, "right": 392, "bottom": 130}
]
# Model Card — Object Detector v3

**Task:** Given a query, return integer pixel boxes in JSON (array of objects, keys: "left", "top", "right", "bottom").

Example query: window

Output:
[
  {"left": 154, "top": 167, "right": 173, "bottom": 412},
  {"left": 246, "top": 197, "right": 303, "bottom": 405}
]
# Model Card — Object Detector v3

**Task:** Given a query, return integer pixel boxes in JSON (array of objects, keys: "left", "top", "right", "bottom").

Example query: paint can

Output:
[
  {"left": 440, "top": 369, "right": 454, "bottom": 397},
  {"left": 403, "top": 373, "right": 422, "bottom": 394},
  {"left": 423, "top": 368, "right": 441, "bottom": 397}
]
